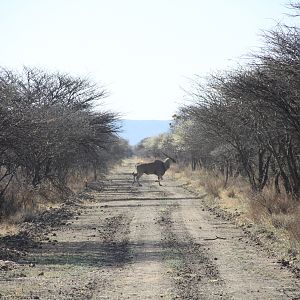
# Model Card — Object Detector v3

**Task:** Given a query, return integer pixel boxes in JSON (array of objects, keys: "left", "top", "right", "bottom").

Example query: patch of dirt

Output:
[
  {"left": 0, "top": 232, "right": 39, "bottom": 261},
  {"left": 192, "top": 192, "right": 300, "bottom": 279},
  {"left": 0, "top": 201, "right": 78, "bottom": 262}
]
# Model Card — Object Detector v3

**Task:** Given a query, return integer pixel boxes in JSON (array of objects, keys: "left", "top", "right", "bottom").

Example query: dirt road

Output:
[{"left": 1, "top": 159, "right": 300, "bottom": 299}]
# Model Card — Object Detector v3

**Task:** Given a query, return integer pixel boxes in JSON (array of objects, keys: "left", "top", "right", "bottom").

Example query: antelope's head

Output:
[{"left": 162, "top": 152, "right": 176, "bottom": 163}]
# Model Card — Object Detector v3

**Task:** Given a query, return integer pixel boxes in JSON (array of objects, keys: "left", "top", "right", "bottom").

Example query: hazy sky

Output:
[{"left": 0, "top": 0, "right": 296, "bottom": 120}]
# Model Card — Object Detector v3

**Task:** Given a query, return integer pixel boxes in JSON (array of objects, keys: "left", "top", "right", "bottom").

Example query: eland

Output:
[{"left": 132, "top": 154, "right": 176, "bottom": 186}]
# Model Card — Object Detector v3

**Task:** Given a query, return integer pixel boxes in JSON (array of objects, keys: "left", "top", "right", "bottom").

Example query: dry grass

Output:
[
  {"left": 287, "top": 207, "right": 300, "bottom": 242},
  {"left": 247, "top": 187, "right": 298, "bottom": 230},
  {"left": 0, "top": 222, "right": 19, "bottom": 237},
  {"left": 67, "top": 167, "right": 107, "bottom": 193},
  {"left": 0, "top": 169, "right": 99, "bottom": 236},
  {"left": 172, "top": 164, "right": 247, "bottom": 202},
  {"left": 204, "top": 178, "right": 222, "bottom": 198}
]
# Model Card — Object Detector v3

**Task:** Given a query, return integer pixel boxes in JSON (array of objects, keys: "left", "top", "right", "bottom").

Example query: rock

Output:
[{"left": 0, "top": 260, "right": 18, "bottom": 271}]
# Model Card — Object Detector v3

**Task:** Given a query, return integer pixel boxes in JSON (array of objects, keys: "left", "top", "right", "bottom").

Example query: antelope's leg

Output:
[
  {"left": 158, "top": 175, "right": 163, "bottom": 186},
  {"left": 132, "top": 173, "right": 136, "bottom": 185},
  {"left": 136, "top": 174, "right": 142, "bottom": 186}
]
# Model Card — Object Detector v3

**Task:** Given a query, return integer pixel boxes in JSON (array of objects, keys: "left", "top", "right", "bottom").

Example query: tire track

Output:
[{"left": 158, "top": 205, "right": 230, "bottom": 299}]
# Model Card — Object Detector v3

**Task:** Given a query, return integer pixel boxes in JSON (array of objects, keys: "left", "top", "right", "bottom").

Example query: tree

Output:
[{"left": 0, "top": 67, "right": 127, "bottom": 215}]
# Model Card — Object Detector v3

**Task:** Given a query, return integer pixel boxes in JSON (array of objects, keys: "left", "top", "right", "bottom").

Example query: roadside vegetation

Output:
[
  {"left": 135, "top": 3, "right": 300, "bottom": 262},
  {"left": 0, "top": 67, "right": 131, "bottom": 225}
]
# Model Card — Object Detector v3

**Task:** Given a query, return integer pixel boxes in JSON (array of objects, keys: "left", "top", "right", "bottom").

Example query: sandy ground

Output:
[{"left": 1, "top": 159, "right": 300, "bottom": 299}]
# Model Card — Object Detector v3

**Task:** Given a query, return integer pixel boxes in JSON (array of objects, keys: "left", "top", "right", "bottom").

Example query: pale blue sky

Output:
[{"left": 0, "top": 0, "right": 296, "bottom": 119}]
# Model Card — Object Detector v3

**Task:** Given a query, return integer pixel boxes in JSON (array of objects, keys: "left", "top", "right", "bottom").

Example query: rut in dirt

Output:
[{"left": 158, "top": 205, "right": 228, "bottom": 299}]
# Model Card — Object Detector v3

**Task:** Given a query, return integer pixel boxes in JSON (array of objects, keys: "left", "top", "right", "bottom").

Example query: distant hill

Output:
[{"left": 119, "top": 120, "right": 171, "bottom": 146}]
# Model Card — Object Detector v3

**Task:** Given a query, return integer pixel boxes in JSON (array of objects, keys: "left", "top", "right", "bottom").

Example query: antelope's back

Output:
[{"left": 136, "top": 160, "right": 165, "bottom": 175}]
